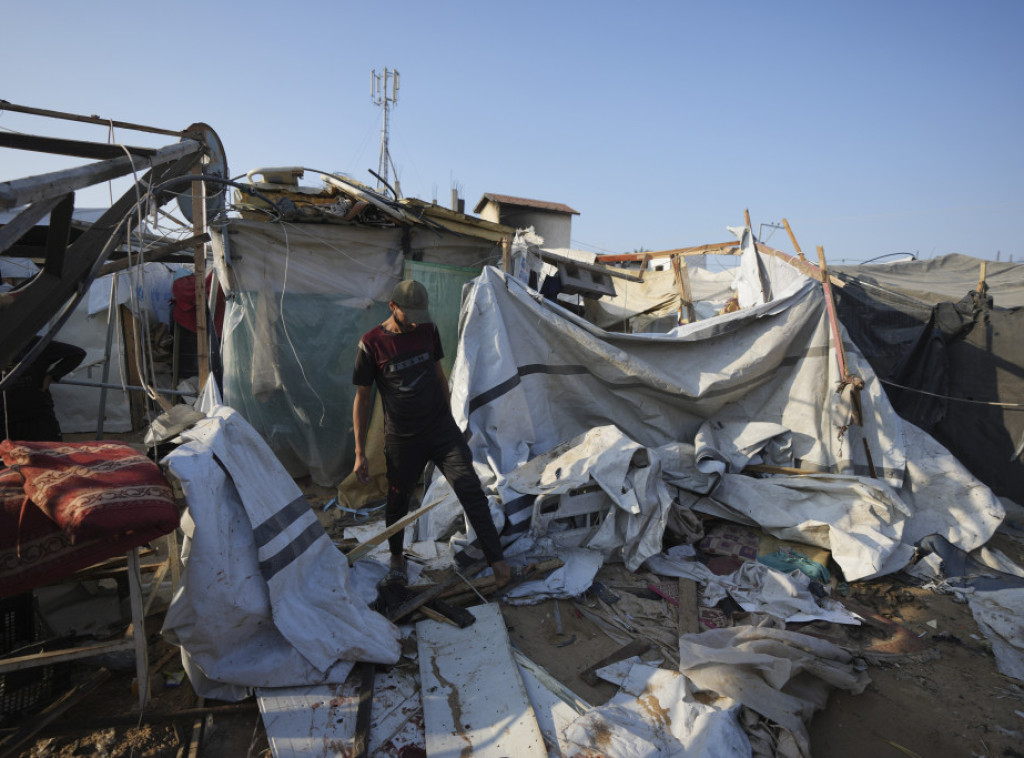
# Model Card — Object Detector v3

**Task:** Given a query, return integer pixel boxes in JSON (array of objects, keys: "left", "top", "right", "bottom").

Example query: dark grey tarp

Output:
[{"left": 833, "top": 254, "right": 1024, "bottom": 500}]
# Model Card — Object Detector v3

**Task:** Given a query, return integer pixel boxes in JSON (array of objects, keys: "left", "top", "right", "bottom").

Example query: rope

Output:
[{"left": 880, "top": 378, "right": 1024, "bottom": 409}]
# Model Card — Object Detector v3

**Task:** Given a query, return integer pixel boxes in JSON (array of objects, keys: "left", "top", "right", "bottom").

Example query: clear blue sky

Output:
[{"left": 3, "top": 0, "right": 1021, "bottom": 264}]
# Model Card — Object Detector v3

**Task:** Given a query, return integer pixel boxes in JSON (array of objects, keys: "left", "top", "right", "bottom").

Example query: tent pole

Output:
[
  {"left": 191, "top": 168, "right": 210, "bottom": 387},
  {"left": 670, "top": 254, "right": 696, "bottom": 323},
  {"left": 94, "top": 274, "right": 118, "bottom": 440},
  {"left": 816, "top": 245, "right": 849, "bottom": 380}
]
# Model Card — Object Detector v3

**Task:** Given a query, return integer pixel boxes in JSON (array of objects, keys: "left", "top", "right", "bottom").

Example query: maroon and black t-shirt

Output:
[{"left": 352, "top": 322, "right": 448, "bottom": 438}]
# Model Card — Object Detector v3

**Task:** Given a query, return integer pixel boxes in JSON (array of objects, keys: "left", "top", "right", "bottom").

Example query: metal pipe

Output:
[
  {"left": 60, "top": 378, "right": 194, "bottom": 397},
  {"left": 0, "top": 100, "right": 188, "bottom": 137}
]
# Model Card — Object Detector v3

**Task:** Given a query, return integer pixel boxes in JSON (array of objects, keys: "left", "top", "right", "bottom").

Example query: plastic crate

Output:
[{"left": 0, "top": 593, "right": 66, "bottom": 722}]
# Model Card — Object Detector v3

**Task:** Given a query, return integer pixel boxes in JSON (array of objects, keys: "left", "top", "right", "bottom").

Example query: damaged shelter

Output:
[
  {"left": 3, "top": 98, "right": 1024, "bottom": 758},
  {"left": 207, "top": 167, "right": 514, "bottom": 487},
  {"left": 829, "top": 253, "right": 1024, "bottom": 501},
  {"left": 158, "top": 224, "right": 1023, "bottom": 755}
]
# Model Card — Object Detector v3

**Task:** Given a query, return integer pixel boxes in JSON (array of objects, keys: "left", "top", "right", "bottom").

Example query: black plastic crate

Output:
[{"left": 0, "top": 593, "right": 68, "bottom": 722}]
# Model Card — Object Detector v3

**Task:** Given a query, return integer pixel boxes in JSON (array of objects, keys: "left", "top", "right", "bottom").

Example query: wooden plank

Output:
[
  {"left": 99, "top": 233, "right": 210, "bottom": 275},
  {"left": 781, "top": 217, "right": 805, "bottom": 260},
  {"left": 0, "top": 139, "right": 201, "bottom": 210},
  {"left": 353, "top": 662, "right": 375, "bottom": 758},
  {"left": 817, "top": 245, "right": 850, "bottom": 381},
  {"left": 126, "top": 547, "right": 150, "bottom": 709},
  {"left": 41, "top": 193, "right": 73, "bottom": 278},
  {"left": 344, "top": 498, "right": 443, "bottom": 564},
  {"left": 0, "top": 132, "right": 159, "bottom": 160},
  {"left": 596, "top": 241, "right": 741, "bottom": 263},
  {"left": 578, "top": 639, "right": 652, "bottom": 686},
  {"left": 192, "top": 169, "right": 210, "bottom": 387},
  {"left": 417, "top": 603, "right": 546, "bottom": 757},
  {"left": 670, "top": 254, "right": 696, "bottom": 323},
  {"left": 386, "top": 561, "right": 486, "bottom": 623},
  {"left": 678, "top": 577, "right": 701, "bottom": 636},
  {"left": 0, "top": 151, "right": 201, "bottom": 369},
  {"left": 0, "top": 195, "right": 63, "bottom": 254}
]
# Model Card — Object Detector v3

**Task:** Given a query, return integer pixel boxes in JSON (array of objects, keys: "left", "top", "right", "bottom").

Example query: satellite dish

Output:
[{"left": 176, "top": 122, "right": 228, "bottom": 223}]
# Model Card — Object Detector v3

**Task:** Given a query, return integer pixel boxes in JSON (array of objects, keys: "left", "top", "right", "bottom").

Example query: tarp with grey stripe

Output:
[
  {"left": 161, "top": 405, "right": 400, "bottom": 699},
  {"left": 418, "top": 261, "right": 1003, "bottom": 581}
]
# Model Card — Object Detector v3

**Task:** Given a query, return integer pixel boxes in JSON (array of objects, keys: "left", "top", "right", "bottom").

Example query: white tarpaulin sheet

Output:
[
  {"left": 161, "top": 404, "right": 400, "bottom": 699},
  {"left": 564, "top": 661, "right": 751, "bottom": 758},
  {"left": 676, "top": 624, "right": 870, "bottom": 758},
  {"left": 425, "top": 258, "right": 1004, "bottom": 581}
]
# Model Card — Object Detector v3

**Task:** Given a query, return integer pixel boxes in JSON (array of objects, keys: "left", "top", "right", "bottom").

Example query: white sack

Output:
[{"left": 161, "top": 405, "right": 400, "bottom": 698}]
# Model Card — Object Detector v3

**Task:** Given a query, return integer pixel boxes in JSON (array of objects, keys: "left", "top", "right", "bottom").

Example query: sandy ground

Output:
[{"left": 4, "top": 506, "right": 1023, "bottom": 758}]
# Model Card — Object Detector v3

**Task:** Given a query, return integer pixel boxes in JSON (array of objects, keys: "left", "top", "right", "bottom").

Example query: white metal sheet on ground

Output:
[
  {"left": 416, "top": 603, "right": 546, "bottom": 757},
  {"left": 257, "top": 666, "right": 423, "bottom": 757},
  {"left": 514, "top": 651, "right": 589, "bottom": 758}
]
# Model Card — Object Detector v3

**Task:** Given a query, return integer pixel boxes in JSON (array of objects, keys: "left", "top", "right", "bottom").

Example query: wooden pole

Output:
[
  {"left": 817, "top": 245, "right": 849, "bottom": 381},
  {"left": 977, "top": 261, "right": 988, "bottom": 293},
  {"left": 744, "top": 209, "right": 752, "bottom": 229},
  {"left": 781, "top": 218, "right": 806, "bottom": 261},
  {"left": 501, "top": 235, "right": 511, "bottom": 273},
  {"left": 670, "top": 254, "right": 696, "bottom": 323},
  {"left": 191, "top": 168, "right": 210, "bottom": 387},
  {"left": 345, "top": 498, "right": 444, "bottom": 564},
  {"left": 596, "top": 241, "right": 740, "bottom": 263},
  {"left": 0, "top": 139, "right": 201, "bottom": 210}
]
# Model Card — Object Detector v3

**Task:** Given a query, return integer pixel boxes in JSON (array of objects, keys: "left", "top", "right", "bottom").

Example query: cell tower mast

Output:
[{"left": 371, "top": 68, "right": 400, "bottom": 196}]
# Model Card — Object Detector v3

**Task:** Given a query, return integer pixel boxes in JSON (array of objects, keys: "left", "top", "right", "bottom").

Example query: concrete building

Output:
[{"left": 474, "top": 193, "right": 579, "bottom": 249}]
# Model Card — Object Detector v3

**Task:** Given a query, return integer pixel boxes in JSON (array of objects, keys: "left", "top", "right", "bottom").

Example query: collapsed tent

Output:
[
  {"left": 418, "top": 253, "right": 1004, "bottom": 583},
  {"left": 831, "top": 253, "right": 1024, "bottom": 500}
]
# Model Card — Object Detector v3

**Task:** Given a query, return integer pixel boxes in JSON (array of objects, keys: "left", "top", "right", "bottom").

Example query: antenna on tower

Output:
[{"left": 371, "top": 68, "right": 400, "bottom": 197}]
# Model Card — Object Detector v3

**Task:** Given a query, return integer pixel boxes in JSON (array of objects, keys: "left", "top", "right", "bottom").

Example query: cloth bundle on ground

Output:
[
  {"left": 0, "top": 440, "right": 180, "bottom": 597},
  {"left": 160, "top": 405, "right": 400, "bottom": 700}
]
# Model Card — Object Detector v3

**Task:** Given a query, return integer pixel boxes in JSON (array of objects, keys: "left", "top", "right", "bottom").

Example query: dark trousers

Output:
[{"left": 384, "top": 420, "right": 503, "bottom": 564}]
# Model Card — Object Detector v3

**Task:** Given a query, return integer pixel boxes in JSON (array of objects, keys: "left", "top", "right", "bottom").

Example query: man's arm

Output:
[
  {"left": 434, "top": 362, "right": 450, "bottom": 408},
  {"left": 352, "top": 384, "right": 373, "bottom": 484}
]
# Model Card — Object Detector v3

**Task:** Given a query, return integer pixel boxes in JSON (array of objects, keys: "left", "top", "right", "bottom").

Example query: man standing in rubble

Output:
[{"left": 352, "top": 279, "right": 512, "bottom": 587}]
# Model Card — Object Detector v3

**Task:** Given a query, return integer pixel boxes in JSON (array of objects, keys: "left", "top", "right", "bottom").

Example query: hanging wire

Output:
[{"left": 278, "top": 222, "right": 329, "bottom": 427}]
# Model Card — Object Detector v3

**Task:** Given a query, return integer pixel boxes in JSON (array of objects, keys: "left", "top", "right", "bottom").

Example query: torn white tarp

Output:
[
  {"left": 968, "top": 589, "right": 1024, "bottom": 683},
  {"left": 504, "top": 546, "right": 605, "bottom": 605},
  {"left": 676, "top": 624, "right": 870, "bottom": 758},
  {"left": 502, "top": 426, "right": 674, "bottom": 571},
  {"left": 161, "top": 405, "right": 400, "bottom": 699},
  {"left": 433, "top": 265, "right": 1003, "bottom": 581},
  {"left": 695, "top": 472, "right": 914, "bottom": 581},
  {"left": 563, "top": 661, "right": 751, "bottom": 758}
]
